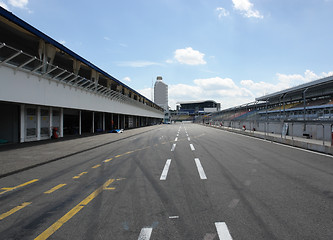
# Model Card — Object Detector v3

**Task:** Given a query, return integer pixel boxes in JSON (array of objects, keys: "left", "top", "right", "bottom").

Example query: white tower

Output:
[{"left": 154, "top": 76, "right": 168, "bottom": 111}]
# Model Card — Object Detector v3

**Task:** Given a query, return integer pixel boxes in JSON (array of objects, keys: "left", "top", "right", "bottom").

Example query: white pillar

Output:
[
  {"left": 103, "top": 112, "right": 105, "bottom": 131},
  {"left": 20, "top": 104, "right": 25, "bottom": 143},
  {"left": 37, "top": 106, "right": 41, "bottom": 141},
  {"left": 49, "top": 106, "right": 53, "bottom": 138},
  {"left": 60, "top": 108, "right": 64, "bottom": 137},
  {"left": 79, "top": 110, "right": 82, "bottom": 135}
]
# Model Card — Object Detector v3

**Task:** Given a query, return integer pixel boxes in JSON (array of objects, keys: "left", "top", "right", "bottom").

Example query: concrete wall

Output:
[
  {"left": 218, "top": 120, "right": 333, "bottom": 142},
  {"left": 0, "top": 65, "right": 163, "bottom": 119}
]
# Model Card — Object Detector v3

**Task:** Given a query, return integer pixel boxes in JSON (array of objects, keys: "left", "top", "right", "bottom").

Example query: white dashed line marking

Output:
[
  {"left": 138, "top": 227, "right": 152, "bottom": 240},
  {"left": 215, "top": 222, "right": 233, "bottom": 240},
  {"left": 160, "top": 159, "right": 171, "bottom": 180},
  {"left": 175, "top": 137, "right": 178, "bottom": 142},
  {"left": 190, "top": 144, "right": 195, "bottom": 151},
  {"left": 194, "top": 158, "right": 207, "bottom": 180},
  {"left": 171, "top": 143, "right": 176, "bottom": 152}
]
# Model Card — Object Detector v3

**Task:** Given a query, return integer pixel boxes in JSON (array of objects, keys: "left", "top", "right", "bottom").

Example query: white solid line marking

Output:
[
  {"left": 190, "top": 144, "right": 195, "bottom": 151},
  {"left": 160, "top": 159, "right": 172, "bottom": 180},
  {"left": 138, "top": 227, "right": 152, "bottom": 240},
  {"left": 194, "top": 158, "right": 207, "bottom": 179},
  {"left": 223, "top": 129, "right": 333, "bottom": 159},
  {"left": 175, "top": 137, "right": 178, "bottom": 142},
  {"left": 215, "top": 222, "right": 233, "bottom": 240},
  {"left": 171, "top": 143, "right": 176, "bottom": 152}
]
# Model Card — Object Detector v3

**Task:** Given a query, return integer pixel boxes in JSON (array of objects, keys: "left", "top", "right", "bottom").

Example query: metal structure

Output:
[{"left": 0, "top": 7, "right": 163, "bottom": 143}]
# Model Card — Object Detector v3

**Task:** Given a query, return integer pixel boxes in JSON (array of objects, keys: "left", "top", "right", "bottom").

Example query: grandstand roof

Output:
[
  {"left": 0, "top": 7, "right": 155, "bottom": 106},
  {"left": 177, "top": 100, "right": 218, "bottom": 105},
  {"left": 256, "top": 75, "right": 333, "bottom": 104}
]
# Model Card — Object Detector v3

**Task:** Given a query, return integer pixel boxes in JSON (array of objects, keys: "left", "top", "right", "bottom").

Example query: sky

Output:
[{"left": 1, "top": 0, "right": 333, "bottom": 109}]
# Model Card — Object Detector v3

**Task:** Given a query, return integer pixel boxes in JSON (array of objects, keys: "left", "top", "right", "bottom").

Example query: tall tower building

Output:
[{"left": 154, "top": 76, "right": 168, "bottom": 111}]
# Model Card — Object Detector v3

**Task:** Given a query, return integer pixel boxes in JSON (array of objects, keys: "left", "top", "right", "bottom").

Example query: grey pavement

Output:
[{"left": 0, "top": 125, "right": 162, "bottom": 177}]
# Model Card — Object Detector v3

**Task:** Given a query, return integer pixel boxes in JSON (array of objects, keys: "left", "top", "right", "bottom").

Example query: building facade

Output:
[{"left": 0, "top": 7, "right": 163, "bottom": 144}]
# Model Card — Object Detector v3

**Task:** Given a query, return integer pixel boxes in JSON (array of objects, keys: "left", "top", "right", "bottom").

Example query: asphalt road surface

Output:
[{"left": 0, "top": 123, "right": 332, "bottom": 240}]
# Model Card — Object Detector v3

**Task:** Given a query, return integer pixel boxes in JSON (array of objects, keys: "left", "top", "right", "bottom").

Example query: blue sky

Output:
[{"left": 1, "top": 0, "right": 333, "bottom": 109}]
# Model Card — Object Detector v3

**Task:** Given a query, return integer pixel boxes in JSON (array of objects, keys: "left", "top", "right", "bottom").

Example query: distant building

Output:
[
  {"left": 154, "top": 76, "right": 168, "bottom": 110},
  {"left": 154, "top": 76, "right": 170, "bottom": 123},
  {"left": 172, "top": 100, "right": 220, "bottom": 122},
  {"left": 177, "top": 100, "right": 221, "bottom": 115}
]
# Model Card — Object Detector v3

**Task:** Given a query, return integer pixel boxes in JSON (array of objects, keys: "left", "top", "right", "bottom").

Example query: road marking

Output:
[
  {"left": 92, "top": 164, "right": 101, "bottom": 169},
  {"left": 138, "top": 227, "right": 153, "bottom": 240},
  {"left": 160, "top": 159, "right": 172, "bottom": 180},
  {"left": 171, "top": 143, "right": 176, "bottom": 152},
  {"left": 44, "top": 184, "right": 67, "bottom": 194},
  {"left": 34, "top": 179, "right": 115, "bottom": 240},
  {"left": 72, "top": 172, "right": 87, "bottom": 179},
  {"left": 0, "top": 179, "right": 39, "bottom": 195},
  {"left": 103, "top": 158, "right": 113, "bottom": 163},
  {"left": 215, "top": 222, "right": 233, "bottom": 240},
  {"left": 115, "top": 154, "right": 123, "bottom": 158},
  {"left": 125, "top": 151, "right": 134, "bottom": 154},
  {"left": 188, "top": 137, "right": 191, "bottom": 141},
  {"left": 169, "top": 216, "right": 179, "bottom": 219},
  {"left": 0, "top": 202, "right": 31, "bottom": 220},
  {"left": 175, "top": 137, "right": 178, "bottom": 142},
  {"left": 190, "top": 144, "right": 195, "bottom": 151},
  {"left": 194, "top": 158, "right": 207, "bottom": 180}
]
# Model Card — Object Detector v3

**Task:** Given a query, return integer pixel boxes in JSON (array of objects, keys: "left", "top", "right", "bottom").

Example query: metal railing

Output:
[{"left": 0, "top": 42, "right": 163, "bottom": 114}]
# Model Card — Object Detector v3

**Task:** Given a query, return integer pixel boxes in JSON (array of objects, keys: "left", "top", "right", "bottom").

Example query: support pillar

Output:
[
  {"left": 103, "top": 112, "right": 105, "bottom": 131},
  {"left": 79, "top": 110, "right": 82, "bottom": 135},
  {"left": 92, "top": 112, "right": 95, "bottom": 133},
  {"left": 20, "top": 104, "right": 25, "bottom": 143},
  {"left": 49, "top": 107, "right": 53, "bottom": 138},
  {"left": 60, "top": 108, "right": 64, "bottom": 137},
  {"left": 37, "top": 106, "right": 41, "bottom": 141},
  {"left": 118, "top": 114, "right": 120, "bottom": 129}
]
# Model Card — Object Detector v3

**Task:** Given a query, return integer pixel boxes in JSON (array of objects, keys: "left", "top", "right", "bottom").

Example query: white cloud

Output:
[
  {"left": 137, "top": 87, "right": 153, "bottom": 101},
  {"left": 216, "top": 7, "right": 230, "bottom": 19},
  {"left": 123, "top": 77, "right": 131, "bottom": 82},
  {"left": 241, "top": 70, "right": 333, "bottom": 96},
  {"left": 0, "top": 1, "right": 9, "bottom": 10},
  {"left": 232, "top": 0, "right": 263, "bottom": 19},
  {"left": 138, "top": 70, "right": 333, "bottom": 110},
  {"left": 174, "top": 47, "right": 206, "bottom": 65},
  {"left": 117, "top": 61, "right": 161, "bottom": 68},
  {"left": 8, "top": 0, "right": 28, "bottom": 8},
  {"left": 167, "top": 77, "right": 253, "bottom": 109}
]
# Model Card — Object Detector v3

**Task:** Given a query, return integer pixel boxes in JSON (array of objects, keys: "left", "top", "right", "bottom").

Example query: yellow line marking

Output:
[
  {"left": 125, "top": 151, "right": 134, "bottom": 154},
  {"left": 44, "top": 184, "right": 67, "bottom": 194},
  {"left": 114, "top": 154, "right": 122, "bottom": 158},
  {"left": 0, "top": 179, "right": 39, "bottom": 195},
  {"left": 0, "top": 202, "right": 31, "bottom": 220},
  {"left": 103, "top": 158, "right": 113, "bottom": 163},
  {"left": 92, "top": 164, "right": 101, "bottom": 169},
  {"left": 72, "top": 172, "right": 88, "bottom": 179},
  {"left": 34, "top": 179, "right": 115, "bottom": 240}
]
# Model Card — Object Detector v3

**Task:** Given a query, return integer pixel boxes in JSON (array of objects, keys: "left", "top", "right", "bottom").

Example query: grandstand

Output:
[{"left": 197, "top": 75, "right": 333, "bottom": 141}]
